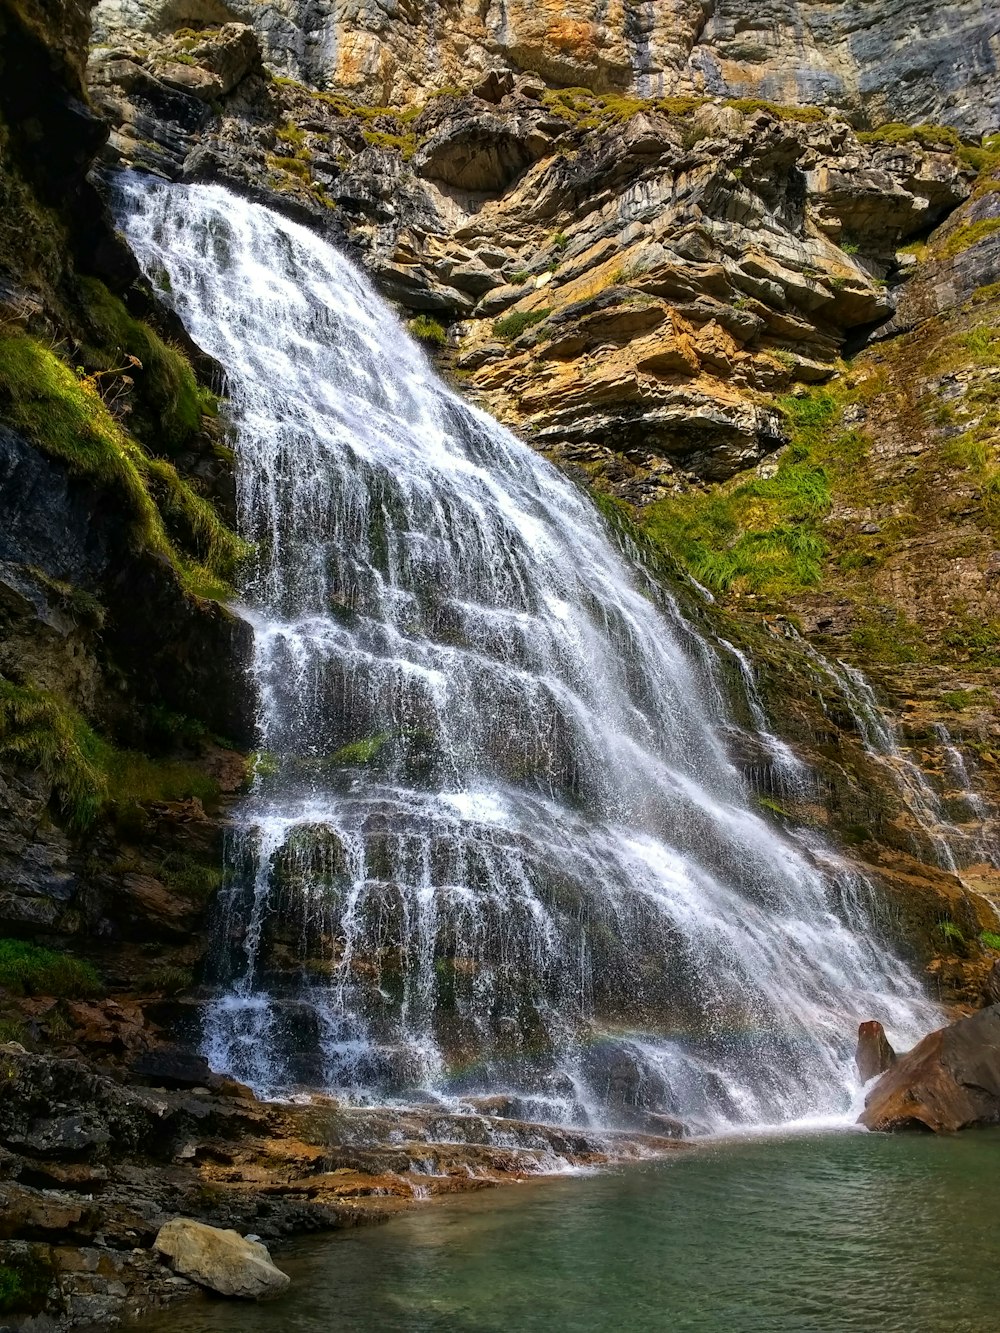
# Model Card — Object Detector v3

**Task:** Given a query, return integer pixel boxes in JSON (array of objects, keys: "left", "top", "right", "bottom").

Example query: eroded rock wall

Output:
[{"left": 91, "top": 0, "right": 1000, "bottom": 134}]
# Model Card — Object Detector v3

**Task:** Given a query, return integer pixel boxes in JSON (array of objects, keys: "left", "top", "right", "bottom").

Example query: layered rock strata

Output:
[{"left": 91, "top": 0, "right": 1000, "bottom": 135}]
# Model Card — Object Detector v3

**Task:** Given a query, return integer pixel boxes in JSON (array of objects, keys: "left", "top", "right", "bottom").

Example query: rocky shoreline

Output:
[{"left": 0, "top": 1040, "right": 691, "bottom": 1329}]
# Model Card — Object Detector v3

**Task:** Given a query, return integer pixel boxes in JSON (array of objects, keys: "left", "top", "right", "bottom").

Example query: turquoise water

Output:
[{"left": 135, "top": 1129, "right": 1000, "bottom": 1333}]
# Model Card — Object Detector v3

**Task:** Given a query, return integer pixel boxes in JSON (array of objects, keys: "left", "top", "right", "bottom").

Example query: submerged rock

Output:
[
  {"left": 855, "top": 1020, "right": 896, "bottom": 1084},
  {"left": 859, "top": 1005, "right": 1000, "bottom": 1133},
  {"left": 153, "top": 1218, "right": 290, "bottom": 1299}
]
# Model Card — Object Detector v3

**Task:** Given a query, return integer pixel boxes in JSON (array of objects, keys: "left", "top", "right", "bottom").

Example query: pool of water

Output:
[{"left": 134, "top": 1128, "right": 1000, "bottom": 1333}]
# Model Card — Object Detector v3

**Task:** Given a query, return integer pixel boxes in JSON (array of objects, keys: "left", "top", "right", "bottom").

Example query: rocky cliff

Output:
[{"left": 91, "top": 0, "right": 1000, "bottom": 134}]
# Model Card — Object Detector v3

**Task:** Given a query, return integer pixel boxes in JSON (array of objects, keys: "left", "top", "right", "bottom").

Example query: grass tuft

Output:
[{"left": 0, "top": 939, "right": 101, "bottom": 998}]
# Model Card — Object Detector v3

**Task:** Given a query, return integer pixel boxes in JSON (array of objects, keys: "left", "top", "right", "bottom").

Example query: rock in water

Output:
[
  {"left": 153, "top": 1218, "right": 290, "bottom": 1299},
  {"left": 855, "top": 1021, "right": 896, "bottom": 1083},
  {"left": 859, "top": 1005, "right": 1000, "bottom": 1133}
]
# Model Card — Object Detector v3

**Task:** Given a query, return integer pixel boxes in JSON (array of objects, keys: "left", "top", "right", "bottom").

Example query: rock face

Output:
[
  {"left": 87, "top": 41, "right": 973, "bottom": 491},
  {"left": 860, "top": 1005, "right": 1000, "bottom": 1132},
  {"left": 855, "top": 1020, "right": 896, "bottom": 1083},
  {"left": 91, "top": 0, "right": 1000, "bottom": 134},
  {"left": 153, "top": 1218, "right": 291, "bottom": 1298}
]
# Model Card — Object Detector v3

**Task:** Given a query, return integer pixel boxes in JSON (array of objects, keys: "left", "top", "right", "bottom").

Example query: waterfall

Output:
[{"left": 116, "top": 175, "right": 938, "bottom": 1133}]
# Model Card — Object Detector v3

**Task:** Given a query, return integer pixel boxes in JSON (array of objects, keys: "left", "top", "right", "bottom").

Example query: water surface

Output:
[{"left": 134, "top": 1129, "right": 1000, "bottom": 1332}]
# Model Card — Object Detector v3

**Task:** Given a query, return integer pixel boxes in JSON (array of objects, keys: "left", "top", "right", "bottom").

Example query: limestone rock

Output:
[
  {"left": 859, "top": 1005, "right": 1000, "bottom": 1133},
  {"left": 92, "top": 0, "right": 1000, "bottom": 134},
  {"left": 855, "top": 1020, "right": 896, "bottom": 1084},
  {"left": 153, "top": 1218, "right": 290, "bottom": 1299}
]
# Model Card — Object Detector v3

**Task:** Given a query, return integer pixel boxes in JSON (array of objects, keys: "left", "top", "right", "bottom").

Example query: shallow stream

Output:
[{"left": 133, "top": 1128, "right": 1000, "bottom": 1332}]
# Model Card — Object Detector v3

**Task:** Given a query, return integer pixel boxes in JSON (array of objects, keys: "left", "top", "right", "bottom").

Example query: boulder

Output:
[
  {"left": 855, "top": 1020, "right": 896, "bottom": 1083},
  {"left": 153, "top": 1218, "right": 290, "bottom": 1299},
  {"left": 859, "top": 1004, "right": 1000, "bottom": 1133}
]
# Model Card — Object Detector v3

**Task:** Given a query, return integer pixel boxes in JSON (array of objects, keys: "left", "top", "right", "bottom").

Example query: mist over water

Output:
[{"left": 117, "top": 176, "right": 938, "bottom": 1132}]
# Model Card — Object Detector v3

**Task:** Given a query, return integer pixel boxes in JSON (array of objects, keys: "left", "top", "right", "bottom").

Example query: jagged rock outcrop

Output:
[
  {"left": 91, "top": 0, "right": 1000, "bottom": 135},
  {"left": 87, "top": 38, "right": 973, "bottom": 488},
  {"left": 860, "top": 1004, "right": 1000, "bottom": 1131}
]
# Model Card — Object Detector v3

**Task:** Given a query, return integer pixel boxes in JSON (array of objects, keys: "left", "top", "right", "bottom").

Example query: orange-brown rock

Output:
[
  {"left": 855, "top": 1020, "right": 896, "bottom": 1084},
  {"left": 859, "top": 1004, "right": 1000, "bottom": 1133}
]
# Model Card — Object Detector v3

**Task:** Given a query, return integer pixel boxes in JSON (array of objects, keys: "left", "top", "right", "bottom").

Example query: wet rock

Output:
[
  {"left": 855, "top": 1020, "right": 896, "bottom": 1083},
  {"left": 153, "top": 1218, "right": 290, "bottom": 1299},
  {"left": 131, "top": 1046, "right": 214, "bottom": 1089},
  {"left": 860, "top": 1005, "right": 1000, "bottom": 1133}
]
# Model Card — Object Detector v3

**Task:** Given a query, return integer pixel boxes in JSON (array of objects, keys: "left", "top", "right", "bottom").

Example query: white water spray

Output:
[{"left": 116, "top": 176, "right": 939, "bottom": 1131}]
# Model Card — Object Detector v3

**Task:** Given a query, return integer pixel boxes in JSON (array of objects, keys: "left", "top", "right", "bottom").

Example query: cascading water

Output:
[{"left": 116, "top": 175, "right": 939, "bottom": 1133}]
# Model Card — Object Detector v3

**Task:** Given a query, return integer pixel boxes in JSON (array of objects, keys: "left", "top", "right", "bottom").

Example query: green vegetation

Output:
[
  {"left": 849, "top": 610, "right": 926, "bottom": 664},
  {"left": 726, "top": 97, "right": 825, "bottom": 123},
  {"left": 492, "top": 307, "right": 552, "bottom": 341},
  {"left": 942, "top": 613, "right": 1000, "bottom": 665},
  {"left": 76, "top": 277, "right": 212, "bottom": 452},
  {"left": 858, "top": 122, "right": 962, "bottom": 150},
  {"left": 0, "top": 939, "right": 101, "bottom": 998},
  {"left": 0, "top": 678, "right": 107, "bottom": 828},
  {"left": 640, "top": 392, "right": 861, "bottom": 598},
  {"left": 138, "top": 964, "right": 194, "bottom": 995},
  {"left": 0, "top": 330, "right": 170, "bottom": 555},
  {"left": 408, "top": 315, "right": 448, "bottom": 347},
  {"left": 361, "top": 128, "right": 418, "bottom": 159},
  {"left": 332, "top": 733, "right": 392, "bottom": 765},
  {"left": 275, "top": 120, "right": 306, "bottom": 148},
  {"left": 938, "top": 217, "right": 1000, "bottom": 260},
  {"left": 539, "top": 87, "right": 825, "bottom": 130},
  {"left": 938, "top": 920, "right": 965, "bottom": 945},
  {"left": 0, "top": 677, "right": 221, "bottom": 831},
  {"left": 981, "top": 930, "right": 1000, "bottom": 951},
  {"left": 158, "top": 851, "right": 223, "bottom": 901},
  {"left": 940, "top": 689, "right": 987, "bottom": 710},
  {"left": 0, "top": 331, "right": 248, "bottom": 595},
  {"left": 0, "top": 1255, "right": 52, "bottom": 1315}
]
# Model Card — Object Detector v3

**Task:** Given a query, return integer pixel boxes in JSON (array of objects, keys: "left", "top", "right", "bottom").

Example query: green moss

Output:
[
  {"left": 938, "top": 217, "right": 1000, "bottom": 260},
  {"left": 158, "top": 851, "right": 223, "bottom": 901},
  {"left": 0, "top": 330, "right": 169, "bottom": 556},
  {"left": 145, "top": 457, "right": 250, "bottom": 582},
  {"left": 0, "top": 1252, "right": 52, "bottom": 1314},
  {"left": 849, "top": 610, "right": 926, "bottom": 664},
  {"left": 76, "top": 277, "right": 210, "bottom": 452},
  {"left": 332, "top": 733, "right": 392, "bottom": 765},
  {"left": 137, "top": 964, "right": 194, "bottom": 994},
  {"left": 980, "top": 930, "right": 1000, "bottom": 951},
  {"left": 0, "top": 331, "right": 246, "bottom": 596},
  {"left": 408, "top": 315, "right": 448, "bottom": 347},
  {"left": 275, "top": 120, "right": 306, "bottom": 148},
  {"left": 0, "top": 939, "right": 101, "bottom": 998},
  {"left": 0, "top": 1017, "right": 27, "bottom": 1045},
  {"left": 725, "top": 97, "right": 826, "bottom": 124},
  {"left": 938, "top": 919, "right": 965, "bottom": 945},
  {"left": 940, "top": 689, "right": 988, "bottom": 710},
  {"left": 268, "top": 153, "right": 311, "bottom": 180},
  {"left": 361, "top": 128, "right": 418, "bottom": 159},
  {"left": 0, "top": 676, "right": 220, "bottom": 831},
  {"left": 493, "top": 308, "right": 552, "bottom": 341},
  {"left": 858, "top": 122, "right": 963, "bottom": 152},
  {"left": 0, "top": 678, "right": 108, "bottom": 828},
  {"left": 942, "top": 613, "right": 1000, "bottom": 665}
]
